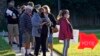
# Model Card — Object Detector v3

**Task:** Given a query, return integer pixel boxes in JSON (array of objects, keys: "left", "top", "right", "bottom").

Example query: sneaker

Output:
[
  {"left": 12, "top": 42, "right": 17, "bottom": 44},
  {"left": 28, "top": 53, "right": 34, "bottom": 56},
  {"left": 25, "top": 53, "right": 28, "bottom": 56},
  {"left": 9, "top": 42, "right": 12, "bottom": 47},
  {"left": 46, "top": 49, "right": 49, "bottom": 52}
]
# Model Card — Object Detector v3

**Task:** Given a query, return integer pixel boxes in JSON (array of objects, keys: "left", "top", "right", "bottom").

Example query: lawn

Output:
[
  {"left": 53, "top": 33, "right": 100, "bottom": 56},
  {"left": 0, "top": 37, "right": 15, "bottom": 56}
]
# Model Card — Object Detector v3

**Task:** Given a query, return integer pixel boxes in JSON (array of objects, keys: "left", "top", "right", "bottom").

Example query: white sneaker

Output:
[{"left": 21, "top": 47, "right": 26, "bottom": 56}]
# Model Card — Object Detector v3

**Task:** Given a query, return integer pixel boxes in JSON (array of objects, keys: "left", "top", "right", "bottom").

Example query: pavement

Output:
[{"left": 4, "top": 37, "right": 60, "bottom": 56}]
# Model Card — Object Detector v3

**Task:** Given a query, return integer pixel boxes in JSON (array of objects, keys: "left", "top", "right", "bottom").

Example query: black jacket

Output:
[
  {"left": 5, "top": 7, "right": 19, "bottom": 24},
  {"left": 48, "top": 13, "right": 57, "bottom": 33}
]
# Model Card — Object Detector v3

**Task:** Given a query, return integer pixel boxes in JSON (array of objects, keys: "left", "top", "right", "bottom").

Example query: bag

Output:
[{"left": 52, "top": 26, "right": 58, "bottom": 33}]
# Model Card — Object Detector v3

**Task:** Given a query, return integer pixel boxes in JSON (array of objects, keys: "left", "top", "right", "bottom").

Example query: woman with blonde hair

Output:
[
  {"left": 58, "top": 9, "right": 73, "bottom": 56},
  {"left": 42, "top": 5, "right": 57, "bottom": 56}
]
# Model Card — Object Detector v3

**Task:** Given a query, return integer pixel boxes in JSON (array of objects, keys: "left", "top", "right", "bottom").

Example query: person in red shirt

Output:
[{"left": 58, "top": 9, "right": 73, "bottom": 56}]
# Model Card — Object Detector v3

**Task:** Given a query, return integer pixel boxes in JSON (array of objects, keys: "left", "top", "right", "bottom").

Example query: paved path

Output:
[{"left": 4, "top": 37, "right": 59, "bottom": 56}]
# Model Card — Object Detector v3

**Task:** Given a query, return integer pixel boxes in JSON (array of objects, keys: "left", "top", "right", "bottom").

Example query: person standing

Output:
[
  {"left": 19, "top": 6, "right": 33, "bottom": 56},
  {"left": 5, "top": 0, "right": 19, "bottom": 46},
  {"left": 27, "top": 2, "right": 35, "bottom": 50},
  {"left": 31, "top": 7, "right": 51, "bottom": 56},
  {"left": 18, "top": 5, "right": 26, "bottom": 50},
  {"left": 31, "top": 7, "right": 42, "bottom": 56},
  {"left": 42, "top": 5, "right": 57, "bottom": 56},
  {"left": 58, "top": 10, "right": 73, "bottom": 56}
]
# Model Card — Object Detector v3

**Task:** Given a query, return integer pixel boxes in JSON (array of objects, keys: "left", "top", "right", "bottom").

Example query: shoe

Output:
[
  {"left": 12, "top": 42, "right": 17, "bottom": 44},
  {"left": 9, "top": 42, "right": 12, "bottom": 46},
  {"left": 28, "top": 53, "right": 34, "bottom": 56},
  {"left": 25, "top": 53, "right": 28, "bottom": 56},
  {"left": 31, "top": 47, "right": 34, "bottom": 50},
  {"left": 46, "top": 49, "right": 49, "bottom": 52},
  {"left": 17, "top": 44, "right": 20, "bottom": 47}
]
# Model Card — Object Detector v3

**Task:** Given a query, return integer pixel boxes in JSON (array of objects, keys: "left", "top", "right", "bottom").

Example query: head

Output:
[
  {"left": 39, "top": 7, "right": 45, "bottom": 13},
  {"left": 8, "top": 0, "right": 15, "bottom": 7},
  {"left": 42, "top": 5, "right": 51, "bottom": 13},
  {"left": 21, "top": 5, "right": 26, "bottom": 10},
  {"left": 24, "top": 6, "right": 32, "bottom": 15},
  {"left": 34, "top": 4, "right": 41, "bottom": 10},
  {"left": 27, "top": 2, "right": 34, "bottom": 9},
  {"left": 58, "top": 9, "right": 70, "bottom": 20}
]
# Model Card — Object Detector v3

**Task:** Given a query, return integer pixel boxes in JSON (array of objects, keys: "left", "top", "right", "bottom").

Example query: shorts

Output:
[
  {"left": 48, "top": 33, "right": 53, "bottom": 43},
  {"left": 22, "top": 32, "right": 32, "bottom": 44},
  {"left": 8, "top": 24, "right": 19, "bottom": 36}
]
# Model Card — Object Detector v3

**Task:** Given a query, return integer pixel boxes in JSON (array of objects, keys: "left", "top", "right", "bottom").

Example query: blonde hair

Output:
[
  {"left": 42, "top": 5, "right": 51, "bottom": 13},
  {"left": 57, "top": 10, "right": 62, "bottom": 20}
]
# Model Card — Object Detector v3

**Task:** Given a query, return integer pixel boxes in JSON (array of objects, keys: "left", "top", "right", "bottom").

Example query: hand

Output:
[
  {"left": 12, "top": 16, "right": 16, "bottom": 19},
  {"left": 40, "top": 22, "right": 47, "bottom": 26}
]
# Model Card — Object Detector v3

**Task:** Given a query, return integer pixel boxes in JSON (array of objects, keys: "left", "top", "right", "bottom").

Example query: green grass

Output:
[
  {"left": 0, "top": 37, "right": 15, "bottom": 56},
  {"left": 53, "top": 33, "right": 100, "bottom": 56}
]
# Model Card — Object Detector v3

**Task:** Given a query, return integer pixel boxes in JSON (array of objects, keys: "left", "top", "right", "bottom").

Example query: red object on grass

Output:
[{"left": 78, "top": 32, "right": 98, "bottom": 49}]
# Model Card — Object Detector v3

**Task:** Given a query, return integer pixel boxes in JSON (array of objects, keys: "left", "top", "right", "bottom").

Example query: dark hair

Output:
[
  {"left": 32, "top": 9, "right": 37, "bottom": 15},
  {"left": 61, "top": 10, "right": 69, "bottom": 16},
  {"left": 57, "top": 9, "right": 69, "bottom": 20}
]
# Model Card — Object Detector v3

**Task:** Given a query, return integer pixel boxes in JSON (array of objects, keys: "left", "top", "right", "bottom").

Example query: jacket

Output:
[
  {"left": 58, "top": 17, "right": 73, "bottom": 40},
  {"left": 31, "top": 13, "right": 42, "bottom": 37}
]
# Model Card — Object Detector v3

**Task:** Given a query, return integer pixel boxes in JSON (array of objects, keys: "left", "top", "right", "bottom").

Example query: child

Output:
[{"left": 58, "top": 9, "right": 73, "bottom": 56}]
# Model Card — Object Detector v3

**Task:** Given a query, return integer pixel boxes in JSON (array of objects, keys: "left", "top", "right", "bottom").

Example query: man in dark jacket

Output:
[{"left": 5, "top": 0, "right": 19, "bottom": 46}]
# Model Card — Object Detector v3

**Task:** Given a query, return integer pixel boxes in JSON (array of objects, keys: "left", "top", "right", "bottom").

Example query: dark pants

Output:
[
  {"left": 19, "top": 30, "right": 22, "bottom": 50},
  {"left": 34, "top": 25, "right": 48, "bottom": 56}
]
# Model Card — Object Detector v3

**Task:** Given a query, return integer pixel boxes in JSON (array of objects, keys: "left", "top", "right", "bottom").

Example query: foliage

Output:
[{"left": 0, "top": 37, "right": 15, "bottom": 56}]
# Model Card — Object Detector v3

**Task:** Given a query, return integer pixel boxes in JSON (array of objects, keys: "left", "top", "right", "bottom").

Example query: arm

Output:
[
  {"left": 44, "top": 15, "right": 52, "bottom": 26},
  {"left": 49, "top": 14, "right": 57, "bottom": 27},
  {"left": 19, "top": 15, "right": 26, "bottom": 33}
]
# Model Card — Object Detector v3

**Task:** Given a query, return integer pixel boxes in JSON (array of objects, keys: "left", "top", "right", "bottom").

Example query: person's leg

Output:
[
  {"left": 41, "top": 35, "right": 47, "bottom": 56},
  {"left": 21, "top": 34, "right": 27, "bottom": 56},
  {"left": 19, "top": 30, "right": 22, "bottom": 50},
  {"left": 14, "top": 24, "right": 19, "bottom": 45},
  {"left": 48, "top": 34, "right": 53, "bottom": 56},
  {"left": 7, "top": 24, "right": 14, "bottom": 46},
  {"left": 46, "top": 37, "right": 49, "bottom": 52},
  {"left": 30, "top": 37, "right": 35, "bottom": 50},
  {"left": 34, "top": 37, "right": 40, "bottom": 56},
  {"left": 41, "top": 30, "right": 48, "bottom": 56},
  {"left": 46, "top": 27, "right": 50, "bottom": 52},
  {"left": 25, "top": 32, "right": 33, "bottom": 55},
  {"left": 63, "top": 39, "right": 70, "bottom": 56}
]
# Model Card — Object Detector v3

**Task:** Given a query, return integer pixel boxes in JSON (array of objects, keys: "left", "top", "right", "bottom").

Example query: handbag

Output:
[{"left": 52, "top": 26, "right": 58, "bottom": 33}]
